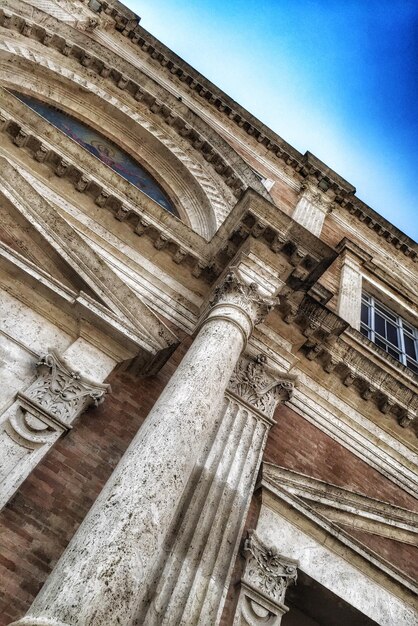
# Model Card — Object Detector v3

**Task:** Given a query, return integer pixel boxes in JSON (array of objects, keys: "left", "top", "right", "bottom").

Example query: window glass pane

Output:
[
  {"left": 403, "top": 323, "right": 414, "bottom": 335},
  {"left": 406, "top": 359, "right": 418, "bottom": 375},
  {"left": 386, "top": 322, "right": 399, "bottom": 347},
  {"left": 361, "top": 302, "right": 369, "bottom": 326},
  {"left": 375, "top": 337, "right": 386, "bottom": 351},
  {"left": 12, "top": 92, "right": 179, "bottom": 216},
  {"left": 404, "top": 335, "right": 417, "bottom": 359},
  {"left": 387, "top": 346, "right": 400, "bottom": 360},
  {"left": 360, "top": 325, "right": 370, "bottom": 339},
  {"left": 374, "top": 313, "right": 386, "bottom": 337},
  {"left": 375, "top": 301, "right": 397, "bottom": 321}
]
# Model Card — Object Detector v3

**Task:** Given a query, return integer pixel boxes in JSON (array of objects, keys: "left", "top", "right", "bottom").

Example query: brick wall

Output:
[
  {"left": 265, "top": 404, "right": 418, "bottom": 511},
  {"left": 0, "top": 340, "right": 189, "bottom": 625},
  {"left": 342, "top": 527, "right": 418, "bottom": 581}
]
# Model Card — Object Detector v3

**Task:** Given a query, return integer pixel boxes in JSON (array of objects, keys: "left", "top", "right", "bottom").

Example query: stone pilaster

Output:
[
  {"left": 336, "top": 239, "right": 372, "bottom": 330},
  {"left": 233, "top": 531, "right": 298, "bottom": 626},
  {"left": 0, "top": 350, "right": 109, "bottom": 509},
  {"left": 140, "top": 353, "right": 297, "bottom": 625},
  {"left": 292, "top": 181, "right": 333, "bottom": 237},
  {"left": 10, "top": 270, "right": 278, "bottom": 626}
]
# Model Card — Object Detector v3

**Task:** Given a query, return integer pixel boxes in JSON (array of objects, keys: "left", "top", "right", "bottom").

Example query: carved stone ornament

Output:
[
  {"left": 211, "top": 269, "right": 279, "bottom": 326},
  {"left": 24, "top": 352, "right": 109, "bottom": 426},
  {"left": 299, "top": 180, "right": 334, "bottom": 213},
  {"left": 243, "top": 530, "right": 298, "bottom": 606},
  {"left": 228, "top": 354, "right": 297, "bottom": 418}
]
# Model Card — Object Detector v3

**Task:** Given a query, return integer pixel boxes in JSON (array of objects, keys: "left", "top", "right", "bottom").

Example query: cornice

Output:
[
  {"left": 260, "top": 469, "right": 418, "bottom": 597},
  {"left": 0, "top": 101, "right": 337, "bottom": 291},
  {"left": 0, "top": 6, "right": 269, "bottom": 206},
  {"left": 262, "top": 464, "right": 418, "bottom": 541},
  {"left": 2, "top": 5, "right": 417, "bottom": 258},
  {"left": 278, "top": 291, "right": 418, "bottom": 434},
  {"left": 78, "top": 4, "right": 418, "bottom": 258}
]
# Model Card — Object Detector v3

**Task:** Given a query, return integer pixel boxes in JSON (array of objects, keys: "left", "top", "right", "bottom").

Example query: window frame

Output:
[{"left": 360, "top": 292, "right": 418, "bottom": 374}]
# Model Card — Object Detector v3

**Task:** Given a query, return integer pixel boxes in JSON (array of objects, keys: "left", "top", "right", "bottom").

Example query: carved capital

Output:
[
  {"left": 233, "top": 531, "right": 298, "bottom": 625},
  {"left": 211, "top": 269, "right": 279, "bottom": 326},
  {"left": 228, "top": 354, "right": 297, "bottom": 419},
  {"left": 299, "top": 180, "right": 334, "bottom": 213},
  {"left": 243, "top": 531, "right": 298, "bottom": 605},
  {"left": 25, "top": 352, "right": 109, "bottom": 427}
]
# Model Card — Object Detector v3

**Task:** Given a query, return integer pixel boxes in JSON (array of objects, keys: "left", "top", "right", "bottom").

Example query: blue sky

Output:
[{"left": 126, "top": 0, "right": 418, "bottom": 240}]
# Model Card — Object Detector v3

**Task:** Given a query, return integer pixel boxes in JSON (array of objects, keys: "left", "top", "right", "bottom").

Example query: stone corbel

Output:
[
  {"left": 0, "top": 351, "right": 109, "bottom": 509},
  {"left": 233, "top": 530, "right": 298, "bottom": 626}
]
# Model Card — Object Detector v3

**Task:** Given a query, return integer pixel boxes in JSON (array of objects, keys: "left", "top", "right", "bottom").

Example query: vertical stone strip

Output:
[
  {"left": 140, "top": 354, "right": 297, "bottom": 625},
  {"left": 292, "top": 181, "right": 333, "bottom": 237},
  {"left": 0, "top": 349, "right": 109, "bottom": 509},
  {"left": 336, "top": 239, "right": 372, "bottom": 330},
  {"left": 233, "top": 531, "right": 298, "bottom": 626},
  {"left": 11, "top": 271, "right": 277, "bottom": 626}
]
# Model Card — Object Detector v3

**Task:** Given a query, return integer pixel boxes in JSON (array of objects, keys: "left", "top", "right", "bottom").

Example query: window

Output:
[
  {"left": 361, "top": 293, "right": 418, "bottom": 374},
  {"left": 12, "top": 92, "right": 179, "bottom": 216}
]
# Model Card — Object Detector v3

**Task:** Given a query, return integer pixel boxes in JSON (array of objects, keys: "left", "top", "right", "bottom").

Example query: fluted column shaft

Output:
[{"left": 11, "top": 272, "right": 275, "bottom": 626}]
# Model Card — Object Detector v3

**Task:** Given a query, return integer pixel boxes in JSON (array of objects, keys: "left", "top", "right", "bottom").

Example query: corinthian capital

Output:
[
  {"left": 211, "top": 269, "right": 279, "bottom": 326},
  {"left": 243, "top": 531, "right": 298, "bottom": 605},
  {"left": 23, "top": 351, "right": 109, "bottom": 427},
  {"left": 233, "top": 531, "right": 298, "bottom": 626},
  {"left": 228, "top": 354, "right": 297, "bottom": 419}
]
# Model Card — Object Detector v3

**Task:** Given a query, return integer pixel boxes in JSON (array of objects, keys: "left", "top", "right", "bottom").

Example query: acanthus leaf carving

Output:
[
  {"left": 228, "top": 354, "right": 297, "bottom": 418},
  {"left": 243, "top": 530, "right": 298, "bottom": 606},
  {"left": 26, "top": 352, "right": 109, "bottom": 426},
  {"left": 211, "top": 269, "right": 279, "bottom": 326}
]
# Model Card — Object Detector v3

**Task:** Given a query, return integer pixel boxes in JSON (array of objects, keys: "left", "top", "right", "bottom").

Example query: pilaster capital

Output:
[
  {"left": 298, "top": 180, "right": 334, "bottom": 213},
  {"left": 243, "top": 531, "right": 298, "bottom": 605},
  {"left": 25, "top": 351, "right": 109, "bottom": 427},
  {"left": 204, "top": 269, "right": 279, "bottom": 345},
  {"left": 228, "top": 354, "right": 297, "bottom": 420},
  {"left": 336, "top": 237, "right": 373, "bottom": 266},
  {"left": 233, "top": 531, "right": 298, "bottom": 625}
]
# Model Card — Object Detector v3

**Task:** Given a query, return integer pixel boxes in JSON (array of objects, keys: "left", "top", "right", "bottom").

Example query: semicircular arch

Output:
[{"left": 0, "top": 43, "right": 229, "bottom": 238}]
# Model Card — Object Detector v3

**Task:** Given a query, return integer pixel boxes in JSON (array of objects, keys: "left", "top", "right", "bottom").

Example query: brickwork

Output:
[
  {"left": 341, "top": 527, "right": 418, "bottom": 581},
  {"left": 266, "top": 404, "right": 418, "bottom": 511},
  {"left": 0, "top": 341, "right": 190, "bottom": 625}
]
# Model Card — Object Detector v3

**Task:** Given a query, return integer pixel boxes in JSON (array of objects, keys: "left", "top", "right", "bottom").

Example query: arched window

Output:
[{"left": 13, "top": 92, "right": 178, "bottom": 217}]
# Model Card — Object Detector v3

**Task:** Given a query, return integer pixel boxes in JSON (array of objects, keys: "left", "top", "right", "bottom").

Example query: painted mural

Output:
[{"left": 14, "top": 92, "right": 178, "bottom": 216}]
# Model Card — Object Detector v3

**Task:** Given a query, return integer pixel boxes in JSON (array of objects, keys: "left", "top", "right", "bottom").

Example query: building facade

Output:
[{"left": 0, "top": 1, "right": 417, "bottom": 624}]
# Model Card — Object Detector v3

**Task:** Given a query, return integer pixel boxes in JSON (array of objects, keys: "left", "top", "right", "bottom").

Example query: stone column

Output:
[
  {"left": 140, "top": 354, "right": 296, "bottom": 625},
  {"left": 11, "top": 270, "right": 277, "bottom": 626},
  {"left": 233, "top": 531, "right": 298, "bottom": 626},
  {"left": 336, "top": 239, "right": 372, "bottom": 330}
]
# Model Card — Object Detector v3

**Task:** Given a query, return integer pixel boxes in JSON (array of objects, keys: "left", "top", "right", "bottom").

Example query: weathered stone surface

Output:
[{"left": 1, "top": 2, "right": 417, "bottom": 625}]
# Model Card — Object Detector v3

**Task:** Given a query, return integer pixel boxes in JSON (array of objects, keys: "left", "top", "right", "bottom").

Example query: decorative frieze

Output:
[{"left": 233, "top": 531, "right": 298, "bottom": 626}]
